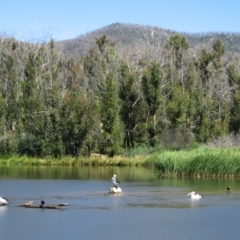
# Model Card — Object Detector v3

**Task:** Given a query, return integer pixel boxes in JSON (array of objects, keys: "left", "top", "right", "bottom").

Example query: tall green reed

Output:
[{"left": 145, "top": 148, "right": 240, "bottom": 177}]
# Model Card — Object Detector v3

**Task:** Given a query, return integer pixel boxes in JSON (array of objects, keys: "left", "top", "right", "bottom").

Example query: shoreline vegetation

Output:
[{"left": 1, "top": 147, "right": 240, "bottom": 178}]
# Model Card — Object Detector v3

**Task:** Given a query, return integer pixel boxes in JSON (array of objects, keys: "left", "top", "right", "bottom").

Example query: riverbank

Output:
[
  {"left": 1, "top": 147, "right": 240, "bottom": 177},
  {"left": 0, "top": 154, "right": 146, "bottom": 167},
  {"left": 145, "top": 147, "right": 240, "bottom": 177}
]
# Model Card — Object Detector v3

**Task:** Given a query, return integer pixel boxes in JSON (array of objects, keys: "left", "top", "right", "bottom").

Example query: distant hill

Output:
[{"left": 57, "top": 23, "right": 240, "bottom": 59}]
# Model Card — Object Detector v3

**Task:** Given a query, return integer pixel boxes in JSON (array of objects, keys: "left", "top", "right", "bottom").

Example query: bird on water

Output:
[
  {"left": 0, "top": 197, "right": 10, "bottom": 205},
  {"left": 40, "top": 200, "right": 45, "bottom": 208},
  {"left": 227, "top": 186, "right": 233, "bottom": 194},
  {"left": 111, "top": 174, "right": 120, "bottom": 188},
  {"left": 186, "top": 191, "right": 202, "bottom": 200}
]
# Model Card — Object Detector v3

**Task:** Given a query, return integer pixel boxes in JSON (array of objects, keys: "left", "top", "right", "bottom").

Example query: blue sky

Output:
[{"left": 1, "top": 0, "right": 240, "bottom": 41}]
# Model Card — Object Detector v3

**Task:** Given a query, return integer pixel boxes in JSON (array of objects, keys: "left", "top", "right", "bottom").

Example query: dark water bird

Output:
[
  {"left": 40, "top": 200, "right": 45, "bottom": 207},
  {"left": 227, "top": 186, "right": 233, "bottom": 193},
  {"left": 111, "top": 174, "right": 120, "bottom": 188}
]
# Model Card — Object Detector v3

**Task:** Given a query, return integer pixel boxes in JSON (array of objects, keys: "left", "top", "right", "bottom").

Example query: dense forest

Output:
[{"left": 1, "top": 24, "right": 240, "bottom": 159}]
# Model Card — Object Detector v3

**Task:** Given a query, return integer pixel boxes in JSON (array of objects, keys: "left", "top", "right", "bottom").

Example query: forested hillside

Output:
[
  {"left": 1, "top": 23, "right": 240, "bottom": 159},
  {"left": 58, "top": 23, "right": 240, "bottom": 59}
]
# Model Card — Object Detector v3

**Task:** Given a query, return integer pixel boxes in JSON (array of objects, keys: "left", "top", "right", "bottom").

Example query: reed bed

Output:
[{"left": 145, "top": 148, "right": 240, "bottom": 177}]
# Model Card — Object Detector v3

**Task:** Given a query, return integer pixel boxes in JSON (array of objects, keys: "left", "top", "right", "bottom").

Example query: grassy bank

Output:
[
  {"left": 145, "top": 147, "right": 240, "bottom": 177},
  {"left": 0, "top": 154, "right": 146, "bottom": 167},
  {"left": 1, "top": 147, "right": 240, "bottom": 177}
]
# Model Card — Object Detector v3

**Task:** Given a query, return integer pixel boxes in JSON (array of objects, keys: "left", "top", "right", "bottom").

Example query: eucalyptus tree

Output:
[
  {"left": 100, "top": 72, "right": 123, "bottom": 156},
  {"left": 39, "top": 40, "right": 64, "bottom": 157},
  {"left": 0, "top": 92, "right": 8, "bottom": 156},
  {"left": 163, "top": 35, "right": 195, "bottom": 135},
  {"left": 18, "top": 40, "right": 63, "bottom": 156},
  {"left": 141, "top": 61, "right": 163, "bottom": 145},
  {"left": 59, "top": 85, "right": 96, "bottom": 158},
  {"left": 165, "top": 35, "right": 189, "bottom": 69},
  {"left": 0, "top": 39, "right": 57, "bottom": 156},
  {"left": 210, "top": 40, "right": 230, "bottom": 136},
  {"left": 183, "top": 61, "right": 199, "bottom": 129},
  {"left": 20, "top": 50, "right": 42, "bottom": 156},
  {"left": 164, "top": 35, "right": 189, "bottom": 88},
  {"left": 0, "top": 39, "right": 22, "bottom": 136},
  {"left": 83, "top": 35, "right": 119, "bottom": 93},
  {"left": 0, "top": 39, "right": 20, "bottom": 155},
  {"left": 63, "top": 53, "right": 100, "bottom": 156},
  {"left": 118, "top": 60, "right": 144, "bottom": 148},
  {"left": 83, "top": 35, "right": 123, "bottom": 155},
  {"left": 194, "top": 39, "right": 228, "bottom": 142},
  {"left": 227, "top": 61, "right": 240, "bottom": 133}
]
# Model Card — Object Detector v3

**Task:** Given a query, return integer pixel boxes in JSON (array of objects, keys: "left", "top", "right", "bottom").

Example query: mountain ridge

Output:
[{"left": 57, "top": 23, "right": 240, "bottom": 59}]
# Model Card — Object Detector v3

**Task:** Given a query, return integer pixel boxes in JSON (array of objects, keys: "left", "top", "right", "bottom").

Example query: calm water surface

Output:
[{"left": 0, "top": 166, "right": 240, "bottom": 240}]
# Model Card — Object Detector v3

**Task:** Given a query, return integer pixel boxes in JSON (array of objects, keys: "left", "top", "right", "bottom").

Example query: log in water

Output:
[{"left": 19, "top": 201, "right": 68, "bottom": 209}]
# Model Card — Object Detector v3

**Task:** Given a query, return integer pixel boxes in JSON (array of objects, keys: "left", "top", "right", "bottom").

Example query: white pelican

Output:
[
  {"left": 111, "top": 174, "right": 120, "bottom": 188},
  {"left": 186, "top": 191, "right": 202, "bottom": 200},
  {"left": 0, "top": 197, "right": 10, "bottom": 205}
]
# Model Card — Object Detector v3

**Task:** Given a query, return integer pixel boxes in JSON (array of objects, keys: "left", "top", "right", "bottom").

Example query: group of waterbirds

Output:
[
  {"left": 0, "top": 178, "right": 234, "bottom": 205},
  {"left": 187, "top": 187, "right": 233, "bottom": 199},
  {"left": 111, "top": 174, "right": 204, "bottom": 199},
  {"left": 111, "top": 174, "right": 234, "bottom": 199},
  {"left": 0, "top": 174, "right": 122, "bottom": 205},
  {"left": 0, "top": 197, "right": 46, "bottom": 206}
]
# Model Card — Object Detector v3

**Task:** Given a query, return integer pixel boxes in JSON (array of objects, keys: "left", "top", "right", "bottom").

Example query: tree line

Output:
[{"left": 0, "top": 34, "right": 240, "bottom": 158}]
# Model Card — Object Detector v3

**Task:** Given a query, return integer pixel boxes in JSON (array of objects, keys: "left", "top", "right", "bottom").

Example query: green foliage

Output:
[
  {"left": 142, "top": 61, "right": 162, "bottom": 116},
  {"left": 161, "top": 127, "right": 194, "bottom": 150},
  {"left": 0, "top": 134, "right": 18, "bottom": 157},
  {"left": 95, "top": 35, "right": 110, "bottom": 53},
  {"left": 146, "top": 148, "right": 240, "bottom": 177},
  {"left": 0, "top": 33, "right": 240, "bottom": 161},
  {"left": 100, "top": 72, "right": 123, "bottom": 156},
  {"left": 227, "top": 64, "right": 240, "bottom": 133},
  {"left": 18, "top": 133, "right": 40, "bottom": 157},
  {"left": 0, "top": 93, "right": 6, "bottom": 121},
  {"left": 101, "top": 73, "right": 119, "bottom": 133},
  {"left": 59, "top": 85, "right": 96, "bottom": 158},
  {"left": 141, "top": 61, "right": 163, "bottom": 146},
  {"left": 166, "top": 35, "right": 189, "bottom": 69},
  {"left": 119, "top": 61, "right": 143, "bottom": 148},
  {"left": 166, "top": 86, "right": 190, "bottom": 127}
]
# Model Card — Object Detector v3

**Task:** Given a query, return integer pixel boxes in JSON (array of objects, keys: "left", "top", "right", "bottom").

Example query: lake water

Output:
[{"left": 1, "top": 166, "right": 240, "bottom": 240}]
